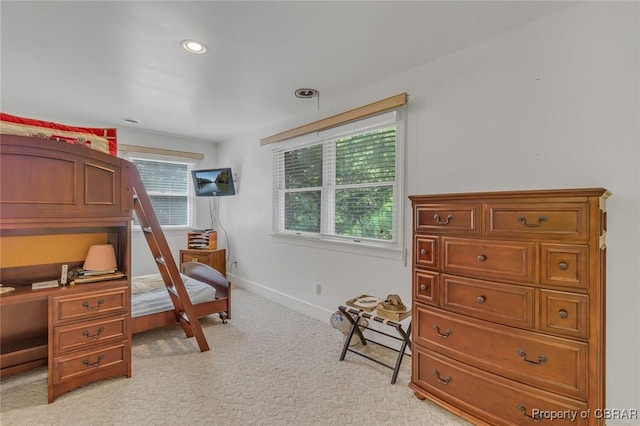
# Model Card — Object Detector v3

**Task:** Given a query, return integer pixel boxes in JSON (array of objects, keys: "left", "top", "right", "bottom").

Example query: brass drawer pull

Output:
[
  {"left": 433, "top": 214, "right": 453, "bottom": 225},
  {"left": 517, "top": 349, "right": 547, "bottom": 366},
  {"left": 517, "top": 215, "right": 547, "bottom": 227},
  {"left": 558, "top": 309, "right": 569, "bottom": 319},
  {"left": 420, "top": 284, "right": 428, "bottom": 291},
  {"left": 82, "top": 354, "right": 105, "bottom": 367},
  {"left": 558, "top": 262, "right": 569, "bottom": 270},
  {"left": 476, "top": 295, "right": 486, "bottom": 304},
  {"left": 433, "top": 325, "right": 452, "bottom": 338},
  {"left": 82, "top": 326, "right": 105, "bottom": 339},
  {"left": 517, "top": 404, "right": 541, "bottom": 422},
  {"left": 477, "top": 255, "right": 486, "bottom": 262},
  {"left": 433, "top": 369, "right": 452, "bottom": 384},
  {"left": 82, "top": 299, "right": 105, "bottom": 310}
]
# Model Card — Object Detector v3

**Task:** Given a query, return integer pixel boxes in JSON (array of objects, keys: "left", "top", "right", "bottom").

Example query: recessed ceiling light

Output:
[
  {"left": 294, "top": 88, "right": 319, "bottom": 98},
  {"left": 180, "top": 39, "right": 208, "bottom": 54}
]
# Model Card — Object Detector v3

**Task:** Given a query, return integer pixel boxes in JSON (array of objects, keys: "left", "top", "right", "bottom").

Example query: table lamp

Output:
[{"left": 83, "top": 244, "right": 117, "bottom": 272}]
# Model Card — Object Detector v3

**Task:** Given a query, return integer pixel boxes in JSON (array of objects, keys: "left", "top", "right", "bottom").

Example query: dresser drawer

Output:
[
  {"left": 53, "top": 315, "right": 128, "bottom": 354},
  {"left": 540, "top": 244, "right": 589, "bottom": 290},
  {"left": 414, "top": 270, "right": 439, "bottom": 306},
  {"left": 414, "top": 236, "right": 438, "bottom": 269},
  {"left": 413, "top": 347, "right": 588, "bottom": 426},
  {"left": 441, "top": 274, "right": 534, "bottom": 328},
  {"left": 51, "top": 341, "right": 129, "bottom": 384},
  {"left": 486, "top": 202, "right": 589, "bottom": 241},
  {"left": 52, "top": 287, "right": 127, "bottom": 323},
  {"left": 443, "top": 237, "right": 534, "bottom": 283},
  {"left": 540, "top": 290, "right": 589, "bottom": 339},
  {"left": 415, "top": 306, "right": 588, "bottom": 399},
  {"left": 414, "top": 203, "right": 481, "bottom": 235}
]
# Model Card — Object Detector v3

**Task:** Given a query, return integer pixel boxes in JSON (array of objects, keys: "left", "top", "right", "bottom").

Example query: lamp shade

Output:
[{"left": 83, "top": 244, "right": 117, "bottom": 271}]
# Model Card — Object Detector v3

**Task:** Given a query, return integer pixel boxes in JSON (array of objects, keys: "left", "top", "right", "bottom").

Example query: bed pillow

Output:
[{"left": 131, "top": 274, "right": 166, "bottom": 295}]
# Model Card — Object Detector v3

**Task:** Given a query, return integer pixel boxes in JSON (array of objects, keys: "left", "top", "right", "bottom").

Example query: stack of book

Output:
[{"left": 72, "top": 269, "right": 125, "bottom": 284}]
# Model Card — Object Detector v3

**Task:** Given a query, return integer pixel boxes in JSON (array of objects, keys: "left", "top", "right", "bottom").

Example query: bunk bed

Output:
[
  {"left": 0, "top": 116, "right": 231, "bottom": 399},
  {"left": 131, "top": 261, "right": 231, "bottom": 334},
  {"left": 0, "top": 114, "right": 231, "bottom": 335}
]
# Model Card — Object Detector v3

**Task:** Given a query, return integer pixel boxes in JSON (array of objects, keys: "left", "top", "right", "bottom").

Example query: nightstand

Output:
[{"left": 179, "top": 249, "right": 226, "bottom": 276}]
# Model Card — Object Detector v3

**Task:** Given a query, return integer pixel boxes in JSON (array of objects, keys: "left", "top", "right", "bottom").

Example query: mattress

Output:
[{"left": 131, "top": 273, "right": 216, "bottom": 318}]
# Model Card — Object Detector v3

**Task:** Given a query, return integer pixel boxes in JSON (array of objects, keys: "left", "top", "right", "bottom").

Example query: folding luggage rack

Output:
[{"left": 337, "top": 305, "right": 412, "bottom": 384}]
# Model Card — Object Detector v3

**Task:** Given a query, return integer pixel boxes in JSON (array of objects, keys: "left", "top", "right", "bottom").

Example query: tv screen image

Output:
[{"left": 192, "top": 168, "right": 236, "bottom": 196}]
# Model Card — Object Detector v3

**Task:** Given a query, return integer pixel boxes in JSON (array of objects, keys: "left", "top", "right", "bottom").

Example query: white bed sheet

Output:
[{"left": 131, "top": 273, "right": 216, "bottom": 318}]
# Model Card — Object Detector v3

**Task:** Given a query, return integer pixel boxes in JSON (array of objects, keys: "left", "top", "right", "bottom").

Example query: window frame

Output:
[
  {"left": 272, "top": 108, "right": 406, "bottom": 258},
  {"left": 122, "top": 152, "right": 196, "bottom": 230}
]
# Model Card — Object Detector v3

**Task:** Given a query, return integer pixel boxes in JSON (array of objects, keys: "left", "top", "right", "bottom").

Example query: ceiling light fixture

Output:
[
  {"left": 294, "top": 88, "right": 319, "bottom": 98},
  {"left": 180, "top": 39, "right": 208, "bottom": 54},
  {"left": 122, "top": 118, "right": 140, "bottom": 124},
  {"left": 294, "top": 88, "right": 320, "bottom": 110}
]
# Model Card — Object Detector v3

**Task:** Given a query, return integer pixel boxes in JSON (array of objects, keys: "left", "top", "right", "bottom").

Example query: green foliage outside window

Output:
[{"left": 280, "top": 125, "right": 397, "bottom": 242}]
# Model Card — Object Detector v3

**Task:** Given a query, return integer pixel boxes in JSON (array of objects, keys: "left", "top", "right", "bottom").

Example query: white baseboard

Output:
[{"left": 228, "top": 273, "right": 334, "bottom": 324}]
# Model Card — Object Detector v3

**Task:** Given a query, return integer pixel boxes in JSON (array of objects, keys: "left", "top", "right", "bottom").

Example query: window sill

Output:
[{"left": 271, "top": 233, "right": 405, "bottom": 261}]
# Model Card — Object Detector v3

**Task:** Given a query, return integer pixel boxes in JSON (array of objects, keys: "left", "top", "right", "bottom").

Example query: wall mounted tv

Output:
[{"left": 191, "top": 168, "right": 236, "bottom": 197}]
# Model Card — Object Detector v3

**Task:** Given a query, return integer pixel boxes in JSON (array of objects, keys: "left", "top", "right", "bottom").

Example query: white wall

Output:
[
  {"left": 115, "top": 127, "right": 219, "bottom": 276},
  {"left": 217, "top": 2, "right": 640, "bottom": 422}
]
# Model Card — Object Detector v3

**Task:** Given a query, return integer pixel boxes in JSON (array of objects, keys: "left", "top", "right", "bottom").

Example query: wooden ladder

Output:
[{"left": 128, "top": 166, "right": 210, "bottom": 352}]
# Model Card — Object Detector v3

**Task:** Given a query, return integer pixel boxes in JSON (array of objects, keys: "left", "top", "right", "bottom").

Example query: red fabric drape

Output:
[{"left": 0, "top": 112, "right": 117, "bottom": 156}]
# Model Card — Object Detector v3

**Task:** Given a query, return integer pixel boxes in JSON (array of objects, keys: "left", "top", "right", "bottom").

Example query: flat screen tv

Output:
[{"left": 191, "top": 168, "right": 236, "bottom": 196}]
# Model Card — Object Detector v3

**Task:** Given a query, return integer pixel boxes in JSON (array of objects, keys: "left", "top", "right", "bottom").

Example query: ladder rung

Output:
[
  {"left": 155, "top": 257, "right": 165, "bottom": 265},
  {"left": 166, "top": 286, "right": 178, "bottom": 297},
  {"left": 142, "top": 227, "right": 152, "bottom": 233}
]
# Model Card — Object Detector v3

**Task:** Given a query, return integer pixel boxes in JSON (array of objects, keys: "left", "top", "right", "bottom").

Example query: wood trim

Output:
[
  {"left": 118, "top": 144, "right": 204, "bottom": 160},
  {"left": 260, "top": 92, "right": 408, "bottom": 146}
]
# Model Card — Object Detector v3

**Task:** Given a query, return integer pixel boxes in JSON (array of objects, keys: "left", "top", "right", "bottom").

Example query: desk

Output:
[
  {"left": 338, "top": 305, "right": 411, "bottom": 384},
  {"left": 0, "top": 280, "right": 131, "bottom": 402}
]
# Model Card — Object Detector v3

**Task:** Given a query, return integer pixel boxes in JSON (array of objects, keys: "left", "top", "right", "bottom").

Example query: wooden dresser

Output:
[{"left": 409, "top": 188, "right": 609, "bottom": 426}]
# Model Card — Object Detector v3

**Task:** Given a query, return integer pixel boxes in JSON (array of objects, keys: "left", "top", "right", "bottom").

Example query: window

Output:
[
  {"left": 130, "top": 157, "right": 193, "bottom": 228},
  {"left": 273, "top": 109, "right": 405, "bottom": 249}
]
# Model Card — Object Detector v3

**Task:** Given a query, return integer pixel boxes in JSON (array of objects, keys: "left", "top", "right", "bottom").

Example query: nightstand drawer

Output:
[
  {"left": 441, "top": 274, "right": 534, "bottom": 328},
  {"left": 179, "top": 249, "right": 226, "bottom": 276},
  {"left": 53, "top": 315, "right": 128, "bottom": 353},
  {"left": 443, "top": 237, "right": 534, "bottom": 283},
  {"left": 52, "top": 287, "right": 127, "bottom": 323}
]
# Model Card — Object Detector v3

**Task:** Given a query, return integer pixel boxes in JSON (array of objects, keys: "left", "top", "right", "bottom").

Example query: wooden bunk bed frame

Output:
[{"left": 0, "top": 133, "right": 230, "bottom": 391}]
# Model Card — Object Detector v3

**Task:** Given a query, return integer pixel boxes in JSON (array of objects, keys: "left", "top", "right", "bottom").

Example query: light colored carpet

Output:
[{"left": 0, "top": 287, "right": 470, "bottom": 426}]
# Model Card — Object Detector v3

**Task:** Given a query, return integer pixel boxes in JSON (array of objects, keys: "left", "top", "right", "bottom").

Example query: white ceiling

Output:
[{"left": 1, "top": 1, "right": 571, "bottom": 143}]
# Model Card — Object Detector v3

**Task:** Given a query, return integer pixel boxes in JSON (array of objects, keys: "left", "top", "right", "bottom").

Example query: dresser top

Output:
[{"left": 409, "top": 187, "right": 610, "bottom": 202}]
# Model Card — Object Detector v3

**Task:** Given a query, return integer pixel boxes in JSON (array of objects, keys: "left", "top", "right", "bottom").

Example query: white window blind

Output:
[
  {"left": 131, "top": 158, "right": 192, "bottom": 227},
  {"left": 273, "top": 109, "right": 405, "bottom": 248}
]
